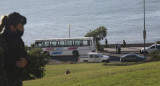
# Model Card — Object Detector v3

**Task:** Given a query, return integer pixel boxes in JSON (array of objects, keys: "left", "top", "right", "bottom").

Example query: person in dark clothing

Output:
[
  {"left": 105, "top": 38, "right": 108, "bottom": 46},
  {"left": 115, "top": 43, "right": 118, "bottom": 53},
  {"left": 0, "top": 12, "right": 29, "bottom": 86},
  {"left": 123, "top": 40, "right": 126, "bottom": 47},
  {"left": 117, "top": 44, "right": 121, "bottom": 54}
]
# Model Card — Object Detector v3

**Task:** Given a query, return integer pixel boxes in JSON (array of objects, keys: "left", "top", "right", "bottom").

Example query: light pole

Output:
[
  {"left": 68, "top": 24, "right": 71, "bottom": 38},
  {"left": 143, "top": 0, "right": 146, "bottom": 57}
]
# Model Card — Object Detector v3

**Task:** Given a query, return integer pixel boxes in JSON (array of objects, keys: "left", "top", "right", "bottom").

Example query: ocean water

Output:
[{"left": 0, "top": 0, "right": 160, "bottom": 45}]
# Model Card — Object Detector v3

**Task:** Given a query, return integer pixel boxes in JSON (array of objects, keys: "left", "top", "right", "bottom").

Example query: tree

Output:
[
  {"left": 85, "top": 26, "right": 107, "bottom": 51},
  {"left": 23, "top": 45, "right": 48, "bottom": 80}
]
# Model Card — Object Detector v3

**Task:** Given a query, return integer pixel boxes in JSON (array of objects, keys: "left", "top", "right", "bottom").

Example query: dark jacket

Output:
[{"left": 0, "top": 29, "right": 29, "bottom": 84}]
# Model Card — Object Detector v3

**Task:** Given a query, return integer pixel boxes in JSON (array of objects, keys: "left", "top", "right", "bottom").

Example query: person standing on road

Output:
[{"left": 0, "top": 12, "right": 29, "bottom": 86}]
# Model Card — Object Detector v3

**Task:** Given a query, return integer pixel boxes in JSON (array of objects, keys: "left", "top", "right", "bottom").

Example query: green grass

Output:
[{"left": 23, "top": 62, "right": 160, "bottom": 86}]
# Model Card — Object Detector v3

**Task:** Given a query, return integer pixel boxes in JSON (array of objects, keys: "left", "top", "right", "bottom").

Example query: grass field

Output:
[{"left": 24, "top": 62, "right": 160, "bottom": 86}]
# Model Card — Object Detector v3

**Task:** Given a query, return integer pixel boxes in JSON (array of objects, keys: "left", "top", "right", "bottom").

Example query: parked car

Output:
[
  {"left": 120, "top": 54, "right": 147, "bottom": 62},
  {"left": 78, "top": 52, "right": 110, "bottom": 63},
  {"left": 140, "top": 44, "right": 160, "bottom": 54}
]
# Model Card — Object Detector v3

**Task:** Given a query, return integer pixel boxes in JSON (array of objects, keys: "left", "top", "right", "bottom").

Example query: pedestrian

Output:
[
  {"left": 117, "top": 44, "right": 121, "bottom": 54},
  {"left": 115, "top": 43, "right": 118, "bottom": 53},
  {"left": 123, "top": 40, "right": 126, "bottom": 47},
  {"left": 105, "top": 38, "right": 108, "bottom": 46},
  {"left": 0, "top": 12, "right": 29, "bottom": 86}
]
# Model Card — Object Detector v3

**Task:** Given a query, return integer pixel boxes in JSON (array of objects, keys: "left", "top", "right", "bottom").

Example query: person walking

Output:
[
  {"left": 115, "top": 43, "right": 118, "bottom": 53},
  {"left": 123, "top": 40, "right": 126, "bottom": 47},
  {"left": 105, "top": 38, "right": 108, "bottom": 46},
  {"left": 0, "top": 12, "right": 29, "bottom": 86}
]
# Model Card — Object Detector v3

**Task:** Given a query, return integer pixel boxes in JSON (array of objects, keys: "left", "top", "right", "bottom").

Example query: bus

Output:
[{"left": 35, "top": 37, "right": 96, "bottom": 57}]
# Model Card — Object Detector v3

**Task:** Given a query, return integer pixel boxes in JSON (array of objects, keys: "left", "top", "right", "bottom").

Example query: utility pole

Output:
[
  {"left": 68, "top": 24, "right": 71, "bottom": 38},
  {"left": 143, "top": 0, "right": 146, "bottom": 57}
]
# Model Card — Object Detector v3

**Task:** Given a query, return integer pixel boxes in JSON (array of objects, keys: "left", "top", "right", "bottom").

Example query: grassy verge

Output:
[{"left": 24, "top": 62, "right": 160, "bottom": 86}]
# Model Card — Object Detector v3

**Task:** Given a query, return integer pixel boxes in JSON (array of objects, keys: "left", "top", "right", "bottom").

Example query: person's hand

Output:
[{"left": 16, "top": 58, "right": 28, "bottom": 68}]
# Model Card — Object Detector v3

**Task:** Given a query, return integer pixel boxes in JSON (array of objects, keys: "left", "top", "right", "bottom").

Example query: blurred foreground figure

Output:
[{"left": 0, "top": 12, "right": 29, "bottom": 86}]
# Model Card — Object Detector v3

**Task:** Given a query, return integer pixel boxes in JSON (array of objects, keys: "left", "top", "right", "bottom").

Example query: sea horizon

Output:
[{"left": 0, "top": 0, "right": 160, "bottom": 45}]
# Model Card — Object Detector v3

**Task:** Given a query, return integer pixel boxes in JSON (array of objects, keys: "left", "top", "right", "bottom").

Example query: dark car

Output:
[{"left": 120, "top": 54, "right": 147, "bottom": 62}]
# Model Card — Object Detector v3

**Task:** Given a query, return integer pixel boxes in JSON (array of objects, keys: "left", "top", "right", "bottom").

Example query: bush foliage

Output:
[
  {"left": 23, "top": 48, "right": 48, "bottom": 80},
  {"left": 149, "top": 50, "right": 160, "bottom": 61},
  {"left": 157, "top": 41, "right": 160, "bottom": 44}
]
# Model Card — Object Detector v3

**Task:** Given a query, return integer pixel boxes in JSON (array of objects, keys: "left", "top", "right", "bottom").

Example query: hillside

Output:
[{"left": 24, "top": 62, "right": 160, "bottom": 86}]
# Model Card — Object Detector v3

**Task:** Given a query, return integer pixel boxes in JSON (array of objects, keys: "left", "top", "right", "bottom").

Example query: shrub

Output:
[
  {"left": 157, "top": 41, "right": 160, "bottom": 44},
  {"left": 96, "top": 41, "right": 104, "bottom": 51},
  {"left": 149, "top": 50, "right": 160, "bottom": 61},
  {"left": 23, "top": 48, "right": 48, "bottom": 80}
]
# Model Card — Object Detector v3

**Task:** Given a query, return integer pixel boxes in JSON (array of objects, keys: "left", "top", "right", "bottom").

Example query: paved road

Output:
[
  {"left": 49, "top": 47, "right": 144, "bottom": 62},
  {"left": 100, "top": 47, "right": 144, "bottom": 62}
]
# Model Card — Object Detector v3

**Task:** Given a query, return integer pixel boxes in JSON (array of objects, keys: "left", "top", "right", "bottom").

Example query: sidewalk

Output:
[{"left": 104, "top": 47, "right": 143, "bottom": 53}]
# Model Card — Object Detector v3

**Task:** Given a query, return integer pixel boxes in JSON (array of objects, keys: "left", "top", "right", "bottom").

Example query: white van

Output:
[
  {"left": 78, "top": 52, "right": 110, "bottom": 63},
  {"left": 140, "top": 44, "right": 160, "bottom": 54}
]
